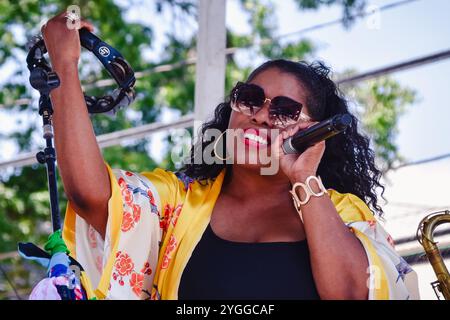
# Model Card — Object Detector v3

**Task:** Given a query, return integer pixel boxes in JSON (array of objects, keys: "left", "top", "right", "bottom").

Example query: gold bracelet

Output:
[{"left": 290, "top": 176, "right": 328, "bottom": 218}]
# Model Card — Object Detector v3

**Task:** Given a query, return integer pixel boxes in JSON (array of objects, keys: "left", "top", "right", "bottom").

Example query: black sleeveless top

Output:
[{"left": 178, "top": 224, "right": 320, "bottom": 300}]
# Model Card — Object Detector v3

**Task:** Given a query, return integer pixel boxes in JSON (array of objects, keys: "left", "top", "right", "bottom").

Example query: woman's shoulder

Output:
[
  {"left": 139, "top": 168, "right": 217, "bottom": 193},
  {"left": 109, "top": 164, "right": 221, "bottom": 205}
]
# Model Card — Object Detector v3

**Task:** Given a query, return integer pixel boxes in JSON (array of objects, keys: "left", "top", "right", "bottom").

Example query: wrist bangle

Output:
[{"left": 290, "top": 176, "right": 328, "bottom": 217}]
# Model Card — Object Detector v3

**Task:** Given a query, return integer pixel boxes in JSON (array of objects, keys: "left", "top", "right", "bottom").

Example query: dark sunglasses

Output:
[{"left": 230, "top": 82, "right": 311, "bottom": 128}]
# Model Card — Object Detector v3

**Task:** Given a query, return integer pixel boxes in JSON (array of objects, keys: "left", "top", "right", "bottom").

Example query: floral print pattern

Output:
[
  {"left": 147, "top": 189, "right": 158, "bottom": 214},
  {"left": 120, "top": 205, "right": 141, "bottom": 232},
  {"left": 121, "top": 211, "right": 135, "bottom": 232},
  {"left": 112, "top": 250, "right": 154, "bottom": 296},
  {"left": 160, "top": 204, "right": 183, "bottom": 233},
  {"left": 160, "top": 204, "right": 172, "bottom": 232},
  {"left": 95, "top": 255, "right": 103, "bottom": 273},
  {"left": 387, "top": 234, "right": 395, "bottom": 248},
  {"left": 113, "top": 251, "right": 134, "bottom": 287},
  {"left": 129, "top": 272, "right": 145, "bottom": 296},
  {"left": 396, "top": 257, "right": 413, "bottom": 283},
  {"left": 88, "top": 225, "right": 98, "bottom": 249},
  {"left": 161, "top": 234, "right": 178, "bottom": 270},
  {"left": 101, "top": 170, "right": 169, "bottom": 297},
  {"left": 175, "top": 171, "right": 194, "bottom": 191},
  {"left": 67, "top": 167, "right": 419, "bottom": 300},
  {"left": 368, "top": 220, "right": 377, "bottom": 230},
  {"left": 118, "top": 177, "right": 134, "bottom": 206},
  {"left": 114, "top": 251, "right": 134, "bottom": 277},
  {"left": 171, "top": 204, "right": 182, "bottom": 227},
  {"left": 141, "top": 262, "right": 152, "bottom": 276}
]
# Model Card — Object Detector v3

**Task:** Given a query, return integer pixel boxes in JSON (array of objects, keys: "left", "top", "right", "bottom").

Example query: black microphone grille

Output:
[{"left": 333, "top": 113, "right": 352, "bottom": 130}]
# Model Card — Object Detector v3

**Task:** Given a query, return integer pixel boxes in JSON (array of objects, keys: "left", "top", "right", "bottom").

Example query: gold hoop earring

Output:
[{"left": 213, "top": 130, "right": 231, "bottom": 161}]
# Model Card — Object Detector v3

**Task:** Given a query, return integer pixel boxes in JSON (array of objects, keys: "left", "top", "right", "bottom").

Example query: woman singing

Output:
[{"left": 42, "top": 12, "right": 419, "bottom": 300}]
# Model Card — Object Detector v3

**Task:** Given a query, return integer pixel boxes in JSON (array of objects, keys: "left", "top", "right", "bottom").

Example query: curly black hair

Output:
[{"left": 181, "top": 59, "right": 385, "bottom": 216}]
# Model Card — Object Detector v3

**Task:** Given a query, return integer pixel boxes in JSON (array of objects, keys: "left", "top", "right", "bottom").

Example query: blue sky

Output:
[{"left": 231, "top": 0, "right": 450, "bottom": 162}]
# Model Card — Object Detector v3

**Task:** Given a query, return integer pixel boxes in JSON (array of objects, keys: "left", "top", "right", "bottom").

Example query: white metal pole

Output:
[{"left": 194, "top": 0, "right": 227, "bottom": 136}]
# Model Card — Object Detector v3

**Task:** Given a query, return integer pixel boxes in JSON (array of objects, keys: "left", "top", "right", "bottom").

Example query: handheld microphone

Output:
[{"left": 282, "top": 113, "right": 352, "bottom": 154}]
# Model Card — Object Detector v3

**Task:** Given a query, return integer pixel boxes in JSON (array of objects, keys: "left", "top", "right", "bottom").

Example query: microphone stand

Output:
[
  {"left": 20, "top": 42, "right": 87, "bottom": 299},
  {"left": 30, "top": 67, "right": 62, "bottom": 232},
  {"left": 25, "top": 65, "right": 85, "bottom": 300}
]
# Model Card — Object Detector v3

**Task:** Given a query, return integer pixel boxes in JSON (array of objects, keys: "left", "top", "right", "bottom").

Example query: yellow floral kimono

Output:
[{"left": 63, "top": 164, "right": 420, "bottom": 300}]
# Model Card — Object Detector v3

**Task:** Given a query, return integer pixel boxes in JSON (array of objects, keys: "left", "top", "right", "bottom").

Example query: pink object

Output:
[{"left": 29, "top": 277, "right": 68, "bottom": 300}]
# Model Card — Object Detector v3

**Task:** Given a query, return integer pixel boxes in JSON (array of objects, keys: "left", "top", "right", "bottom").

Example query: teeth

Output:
[{"left": 244, "top": 133, "right": 268, "bottom": 145}]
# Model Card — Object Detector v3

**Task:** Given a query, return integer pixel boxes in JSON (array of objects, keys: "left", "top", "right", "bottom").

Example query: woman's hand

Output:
[
  {"left": 41, "top": 11, "right": 94, "bottom": 68},
  {"left": 272, "top": 121, "right": 326, "bottom": 183}
]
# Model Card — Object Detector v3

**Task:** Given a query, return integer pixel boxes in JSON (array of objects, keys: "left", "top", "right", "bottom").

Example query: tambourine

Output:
[{"left": 26, "top": 28, "right": 136, "bottom": 114}]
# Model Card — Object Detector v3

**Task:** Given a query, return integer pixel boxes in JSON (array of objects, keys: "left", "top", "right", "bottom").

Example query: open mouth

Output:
[{"left": 242, "top": 128, "right": 271, "bottom": 148}]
